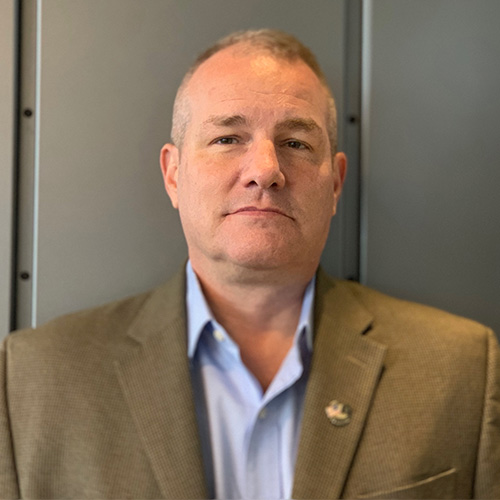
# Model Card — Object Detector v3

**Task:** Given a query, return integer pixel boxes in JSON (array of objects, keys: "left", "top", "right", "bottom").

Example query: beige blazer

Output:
[{"left": 1, "top": 268, "right": 499, "bottom": 499}]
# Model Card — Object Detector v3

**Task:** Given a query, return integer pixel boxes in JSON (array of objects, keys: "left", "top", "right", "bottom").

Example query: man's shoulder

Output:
[
  {"left": 317, "top": 274, "right": 497, "bottom": 398},
  {"left": 4, "top": 266, "right": 186, "bottom": 356},
  {"left": 0, "top": 269, "right": 188, "bottom": 434},
  {"left": 319, "top": 272, "right": 494, "bottom": 346},
  {"left": 349, "top": 279, "right": 486, "bottom": 326},
  {"left": 9, "top": 291, "right": 149, "bottom": 348}
]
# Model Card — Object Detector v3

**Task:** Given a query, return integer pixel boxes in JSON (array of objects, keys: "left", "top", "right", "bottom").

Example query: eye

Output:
[
  {"left": 285, "top": 140, "right": 308, "bottom": 150},
  {"left": 213, "top": 137, "right": 238, "bottom": 145}
]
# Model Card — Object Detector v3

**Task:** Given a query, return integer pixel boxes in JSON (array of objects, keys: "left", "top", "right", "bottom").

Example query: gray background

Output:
[
  {"left": 1, "top": 0, "right": 499, "bottom": 338},
  {"left": 363, "top": 0, "right": 500, "bottom": 333}
]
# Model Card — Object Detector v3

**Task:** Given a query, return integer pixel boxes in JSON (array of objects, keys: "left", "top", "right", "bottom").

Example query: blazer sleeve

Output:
[
  {"left": 474, "top": 328, "right": 500, "bottom": 498},
  {"left": 0, "top": 338, "right": 20, "bottom": 499}
]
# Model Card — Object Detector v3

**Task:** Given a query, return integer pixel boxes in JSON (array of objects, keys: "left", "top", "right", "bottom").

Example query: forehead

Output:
[{"left": 184, "top": 47, "right": 330, "bottom": 130}]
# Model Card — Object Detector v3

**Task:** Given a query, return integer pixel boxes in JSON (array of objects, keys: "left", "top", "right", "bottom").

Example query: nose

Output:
[{"left": 241, "top": 140, "right": 285, "bottom": 190}]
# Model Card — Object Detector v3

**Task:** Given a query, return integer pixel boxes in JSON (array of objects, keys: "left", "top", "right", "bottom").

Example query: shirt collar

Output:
[
  {"left": 185, "top": 260, "right": 315, "bottom": 360},
  {"left": 186, "top": 260, "right": 214, "bottom": 359}
]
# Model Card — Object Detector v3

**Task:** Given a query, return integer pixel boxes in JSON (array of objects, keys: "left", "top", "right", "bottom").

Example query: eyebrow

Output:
[
  {"left": 201, "top": 115, "right": 322, "bottom": 135},
  {"left": 275, "top": 118, "right": 322, "bottom": 134},
  {"left": 202, "top": 115, "right": 248, "bottom": 127}
]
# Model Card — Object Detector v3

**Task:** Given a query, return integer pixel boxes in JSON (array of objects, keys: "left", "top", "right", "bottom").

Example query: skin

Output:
[{"left": 160, "top": 45, "right": 346, "bottom": 389}]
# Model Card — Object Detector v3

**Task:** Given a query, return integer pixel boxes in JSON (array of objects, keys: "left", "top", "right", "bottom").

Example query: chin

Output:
[{"left": 224, "top": 245, "right": 313, "bottom": 274}]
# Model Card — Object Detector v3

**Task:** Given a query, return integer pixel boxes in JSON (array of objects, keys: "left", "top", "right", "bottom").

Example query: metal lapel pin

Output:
[{"left": 325, "top": 400, "right": 352, "bottom": 427}]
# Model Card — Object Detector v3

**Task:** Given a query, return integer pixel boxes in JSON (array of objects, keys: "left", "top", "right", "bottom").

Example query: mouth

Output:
[{"left": 228, "top": 206, "right": 293, "bottom": 219}]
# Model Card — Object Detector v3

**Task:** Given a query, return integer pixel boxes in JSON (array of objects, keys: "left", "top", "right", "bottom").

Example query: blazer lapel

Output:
[
  {"left": 292, "top": 271, "right": 387, "bottom": 499},
  {"left": 114, "top": 268, "right": 208, "bottom": 499}
]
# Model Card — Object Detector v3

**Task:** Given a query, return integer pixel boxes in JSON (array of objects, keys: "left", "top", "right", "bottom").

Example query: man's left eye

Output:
[{"left": 285, "top": 140, "right": 307, "bottom": 150}]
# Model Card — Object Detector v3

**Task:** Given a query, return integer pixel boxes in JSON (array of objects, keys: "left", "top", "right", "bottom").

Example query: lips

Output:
[{"left": 229, "top": 206, "right": 293, "bottom": 219}]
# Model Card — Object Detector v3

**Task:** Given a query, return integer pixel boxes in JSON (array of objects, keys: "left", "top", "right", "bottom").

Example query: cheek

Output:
[
  {"left": 176, "top": 171, "right": 222, "bottom": 229},
  {"left": 179, "top": 160, "right": 237, "bottom": 208},
  {"left": 298, "top": 168, "right": 335, "bottom": 203},
  {"left": 302, "top": 177, "right": 336, "bottom": 228}
]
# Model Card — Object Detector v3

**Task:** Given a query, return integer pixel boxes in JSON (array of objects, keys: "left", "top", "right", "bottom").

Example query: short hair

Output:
[{"left": 171, "top": 29, "right": 338, "bottom": 154}]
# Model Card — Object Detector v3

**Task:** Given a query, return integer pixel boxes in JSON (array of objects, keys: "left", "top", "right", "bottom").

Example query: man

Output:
[{"left": 1, "top": 29, "right": 499, "bottom": 499}]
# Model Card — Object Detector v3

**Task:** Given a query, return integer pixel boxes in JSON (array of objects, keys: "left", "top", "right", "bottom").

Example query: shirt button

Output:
[
  {"left": 213, "top": 329, "right": 225, "bottom": 342},
  {"left": 258, "top": 408, "right": 267, "bottom": 419}
]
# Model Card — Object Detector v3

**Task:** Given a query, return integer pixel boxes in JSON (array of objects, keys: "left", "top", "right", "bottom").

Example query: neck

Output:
[{"left": 190, "top": 258, "right": 315, "bottom": 390}]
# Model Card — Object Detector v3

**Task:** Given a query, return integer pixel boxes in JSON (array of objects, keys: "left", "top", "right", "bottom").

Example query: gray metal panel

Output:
[
  {"left": 16, "top": 0, "right": 39, "bottom": 329},
  {"left": 19, "top": 0, "right": 348, "bottom": 328},
  {"left": 363, "top": 0, "right": 500, "bottom": 332},
  {"left": 0, "top": 0, "right": 16, "bottom": 339},
  {"left": 339, "top": 0, "right": 363, "bottom": 281}
]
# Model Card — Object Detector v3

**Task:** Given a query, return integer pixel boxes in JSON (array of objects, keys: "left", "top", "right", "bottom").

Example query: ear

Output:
[
  {"left": 160, "top": 143, "right": 180, "bottom": 209},
  {"left": 331, "top": 152, "right": 347, "bottom": 216}
]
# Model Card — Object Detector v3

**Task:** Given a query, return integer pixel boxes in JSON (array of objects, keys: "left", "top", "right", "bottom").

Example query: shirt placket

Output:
[{"left": 245, "top": 402, "right": 281, "bottom": 499}]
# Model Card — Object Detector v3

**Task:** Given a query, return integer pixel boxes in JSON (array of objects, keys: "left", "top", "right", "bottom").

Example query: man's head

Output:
[{"left": 160, "top": 29, "right": 346, "bottom": 285}]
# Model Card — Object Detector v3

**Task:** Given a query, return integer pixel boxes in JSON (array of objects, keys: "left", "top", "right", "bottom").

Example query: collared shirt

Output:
[{"left": 186, "top": 261, "right": 314, "bottom": 499}]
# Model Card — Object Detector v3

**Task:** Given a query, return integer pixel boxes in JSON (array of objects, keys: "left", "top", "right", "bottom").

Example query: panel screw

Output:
[
  {"left": 20, "top": 272, "right": 30, "bottom": 280},
  {"left": 23, "top": 109, "right": 33, "bottom": 117},
  {"left": 348, "top": 115, "right": 358, "bottom": 124}
]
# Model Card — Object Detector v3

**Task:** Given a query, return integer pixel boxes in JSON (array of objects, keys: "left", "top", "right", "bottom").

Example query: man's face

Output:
[{"left": 161, "top": 46, "right": 346, "bottom": 279}]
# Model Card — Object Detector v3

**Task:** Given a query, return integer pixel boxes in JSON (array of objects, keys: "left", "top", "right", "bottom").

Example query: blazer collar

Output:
[
  {"left": 292, "top": 269, "right": 387, "bottom": 499},
  {"left": 113, "top": 266, "right": 208, "bottom": 499}
]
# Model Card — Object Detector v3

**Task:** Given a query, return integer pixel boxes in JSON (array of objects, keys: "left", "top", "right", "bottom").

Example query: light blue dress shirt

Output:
[{"left": 186, "top": 261, "right": 315, "bottom": 499}]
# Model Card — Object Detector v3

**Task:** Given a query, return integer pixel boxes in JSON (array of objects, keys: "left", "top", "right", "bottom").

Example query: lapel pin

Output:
[{"left": 325, "top": 400, "right": 352, "bottom": 427}]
